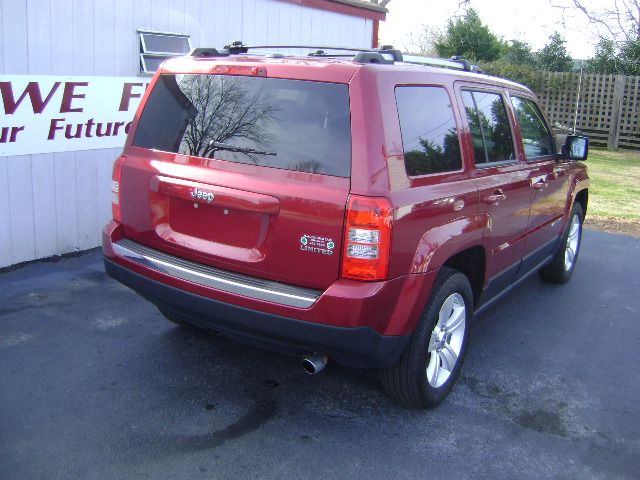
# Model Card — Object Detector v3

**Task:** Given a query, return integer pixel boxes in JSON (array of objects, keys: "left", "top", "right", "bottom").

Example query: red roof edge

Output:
[{"left": 280, "top": 0, "right": 387, "bottom": 21}]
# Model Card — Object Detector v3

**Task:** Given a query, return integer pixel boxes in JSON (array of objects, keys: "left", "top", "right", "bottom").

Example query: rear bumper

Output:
[
  {"left": 104, "top": 257, "right": 409, "bottom": 368},
  {"left": 102, "top": 220, "right": 438, "bottom": 368}
]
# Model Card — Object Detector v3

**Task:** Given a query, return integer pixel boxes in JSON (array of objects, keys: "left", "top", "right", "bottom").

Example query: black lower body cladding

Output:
[{"left": 104, "top": 258, "right": 409, "bottom": 369}]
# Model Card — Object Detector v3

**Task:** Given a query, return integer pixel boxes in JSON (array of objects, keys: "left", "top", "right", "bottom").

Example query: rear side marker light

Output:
[
  {"left": 111, "top": 156, "right": 126, "bottom": 222},
  {"left": 341, "top": 195, "right": 392, "bottom": 281},
  {"left": 111, "top": 180, "right": 119, "bottom": 204}
]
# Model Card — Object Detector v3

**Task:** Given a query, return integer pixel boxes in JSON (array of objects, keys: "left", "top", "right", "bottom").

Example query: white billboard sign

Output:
[{"left": 0, "top": 75, "right": 150, "bottom": 156}]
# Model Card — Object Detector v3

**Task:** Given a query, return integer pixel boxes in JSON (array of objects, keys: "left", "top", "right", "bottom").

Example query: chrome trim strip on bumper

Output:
[{"left": 112, "top": 239, "right": 322, "bottom": 308}]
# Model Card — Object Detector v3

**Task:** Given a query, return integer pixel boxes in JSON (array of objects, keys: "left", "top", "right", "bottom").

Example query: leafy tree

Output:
[
  {"left": 434, "top": 8, "right": 504, "bottom": 62},
  {"left": 502, "top": 40, "right": 537, "bottom": 66},
  {"left": 537, "top": 32, "right": 574, "bottom": 72},
  {"left": 482, "top": 36, "right": 573, "bottom": 87},
  {"left": 586, "top": 37, "right": 640, "bottom": 75},
  {"left": 587, "top": 38, "right": 621, "bottom": 73},
  {"left": 620, "top": 39, "right": 640, "bottom": 74},
  {"left": 480, "top": 60, "right": 542, "bottom": 91}
]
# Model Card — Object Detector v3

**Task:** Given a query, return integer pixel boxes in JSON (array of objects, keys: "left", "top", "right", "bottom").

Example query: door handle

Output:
[{"left": 484, "top": 189, "right": 506, "bottom": 203}]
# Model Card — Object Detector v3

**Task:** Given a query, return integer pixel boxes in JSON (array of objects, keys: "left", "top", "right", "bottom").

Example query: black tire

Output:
[
  {"left": 381, "top": 267, "right": 473, "bottom": 408},
  {"left": 539, "top": 203, "right": 584, "bottom": 284}
]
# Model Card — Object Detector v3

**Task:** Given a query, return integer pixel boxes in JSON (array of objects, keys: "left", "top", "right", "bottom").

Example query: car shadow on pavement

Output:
[{"left": 99, "top": 319, "right": 396, "bottom": 460}]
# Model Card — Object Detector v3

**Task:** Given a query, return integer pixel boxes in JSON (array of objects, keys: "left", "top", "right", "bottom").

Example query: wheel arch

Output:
[
  {"left": 574, "top": 188, "right": 588, "bottom": 218},
  {"left": 409, "top": 215, "right": 487, "bottom": 310},
  {"left": 442, "top": 246, "right": 485, "bottom": 308}
]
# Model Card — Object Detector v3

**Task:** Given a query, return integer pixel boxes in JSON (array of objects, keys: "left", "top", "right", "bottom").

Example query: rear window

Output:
[{"left": 133, "top": 74, "right": 351, "bottom": 177}]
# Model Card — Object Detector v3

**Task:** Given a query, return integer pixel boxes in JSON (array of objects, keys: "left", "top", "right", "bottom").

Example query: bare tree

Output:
[
  {"left": 176, "top": 75, "right": 276, "bottom": 161},
  {"left": 400, "top": 26, "right": 440, "bottom": 55},
  {"left": 551, "top": 0, "right": 640, "bottom": 42}
]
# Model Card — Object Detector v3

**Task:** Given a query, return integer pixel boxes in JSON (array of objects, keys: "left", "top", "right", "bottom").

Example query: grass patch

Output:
[
  {"left": 586, "top": 149, "right": 640, "bottom": 219},
  {"left": 583, "top": 148, "right": 640, "bottom": 236}
]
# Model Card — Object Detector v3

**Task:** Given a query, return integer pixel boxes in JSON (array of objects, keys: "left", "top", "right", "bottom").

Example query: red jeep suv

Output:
[{"left": 103, "top": 44, "right": 589, "bottom": 407}]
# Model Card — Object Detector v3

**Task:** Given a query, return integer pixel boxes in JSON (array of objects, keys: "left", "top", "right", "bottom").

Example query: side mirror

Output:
[{"left": 562, "top": 135, "right": 589, "bottom": 161}]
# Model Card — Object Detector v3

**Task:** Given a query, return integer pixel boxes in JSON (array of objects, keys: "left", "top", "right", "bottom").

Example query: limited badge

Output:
[{"left": 300, "top": 234, "right": 335, "bottom": 256}]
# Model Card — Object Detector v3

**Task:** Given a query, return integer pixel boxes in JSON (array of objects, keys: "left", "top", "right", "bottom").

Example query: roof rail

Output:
[
  {"left": 188, "top": 41, "right": 483, "bottom": 72},
  {"left": 401, "top": 54, "right": 483, "bottom": 73},
  {"left": 225, "top": 41, "right": 249, "bottom": 54},
  {"left": 220, "top": 42, "right": 403, "bottom": 61},
  {"left": 189, "top": 47, "right": 230, "bottom": 57},
  {"left": 352, "top": 52, "right": 394, "bottom": 64}
]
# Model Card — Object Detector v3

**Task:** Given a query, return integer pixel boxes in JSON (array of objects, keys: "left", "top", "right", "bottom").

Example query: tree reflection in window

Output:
[
  {"left": 511, "top": 97, "right": 554, "bottom": 159},
  {"left": 395, "top": 86, "right": 462, "bottom": 176},
  {"left": 132, "top": 74, "right": 352, "bottom": 177},
  {"left": 462, "top": 90, "right": 515, "bottom": 165},
  {"left": 175, "top": 74, "right": 276, "bottom": 161}
]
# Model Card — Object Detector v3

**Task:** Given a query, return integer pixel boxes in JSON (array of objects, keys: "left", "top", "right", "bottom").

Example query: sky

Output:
[{"left": 378, "top": 0, "right": 600, "bottom": 60}]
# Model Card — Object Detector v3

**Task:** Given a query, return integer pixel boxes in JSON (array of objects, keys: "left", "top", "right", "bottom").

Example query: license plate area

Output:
[{"left": 169, "top": 197, "right": 264, "bottom": 249}]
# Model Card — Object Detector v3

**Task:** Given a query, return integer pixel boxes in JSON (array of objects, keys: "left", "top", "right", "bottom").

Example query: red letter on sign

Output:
[
  {"left": 0, "top": 81, "right": 61, "bottom": 114},
  {"left": 60, "top": 82, "right": 89, "bottom": 113},
  {"left": 48, "top": 118, "right": 65, "bottom": 140},
  {"left": 118, "top": 83, "right": 144, "bottom": 111}
]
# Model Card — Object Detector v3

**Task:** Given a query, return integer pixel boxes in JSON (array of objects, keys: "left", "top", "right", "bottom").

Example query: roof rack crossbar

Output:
[
  {"left": 228, "top": 44, "right": 377, "bottom": 53},
  {"left": 308, "top": 50, "right": 357, "bottom": 57},
  {"left": 188, "top": 41, "right": 482, "bottom": 72},
  {"left": 220, "top": 42, "right": 403, "bottom": 61}
]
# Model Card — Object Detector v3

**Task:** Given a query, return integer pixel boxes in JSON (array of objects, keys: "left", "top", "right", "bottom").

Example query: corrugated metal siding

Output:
[{"left": 0, "top": 0, "right": 373, "bottom": 268}]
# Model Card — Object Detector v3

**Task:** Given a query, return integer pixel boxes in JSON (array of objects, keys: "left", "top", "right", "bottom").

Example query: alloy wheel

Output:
[
  {"left": 426, "top": 293, "right": 466, "bottom": 388},
  {"left": 564, "top": 214, "right": 581, "bottom": 271}
]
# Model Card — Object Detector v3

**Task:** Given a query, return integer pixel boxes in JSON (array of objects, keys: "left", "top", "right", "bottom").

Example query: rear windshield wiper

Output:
[{"left": 208, "top": 141, "right": 277, "bottom": 157}]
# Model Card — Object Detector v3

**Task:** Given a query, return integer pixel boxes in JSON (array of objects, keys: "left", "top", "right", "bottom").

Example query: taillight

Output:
[
  {"left": 341, "top": 195, "right": 393, "bottom": 281},
  {"left": 111, "top": 156, "right": 126, "bottom": 222}
]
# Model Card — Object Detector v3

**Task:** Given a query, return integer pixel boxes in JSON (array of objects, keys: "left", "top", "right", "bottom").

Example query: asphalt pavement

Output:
[{"left": 1, "top": 229, "right": 639, "bottom": 480}]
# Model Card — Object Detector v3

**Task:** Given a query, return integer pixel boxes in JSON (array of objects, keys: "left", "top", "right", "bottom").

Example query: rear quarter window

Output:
[
  {"left": 395, "top": 86, "right": 462, "bottom": 176},
  {"left": 132, "top": 74, "right": 351, "bottom": 177}
]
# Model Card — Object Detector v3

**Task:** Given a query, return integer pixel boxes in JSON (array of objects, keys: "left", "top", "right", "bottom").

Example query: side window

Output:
[
  {"left": 462, "top": 90, "right": 515, "bottom": 166},
  {"left": 511, "top": 97, "right": 555, "bottom": 159},
  {"left": 395, "top": 86, "right": 462, "bottom": 176},
  {"left": 461, "top": 91, "right": 486, "bottom": 166}
]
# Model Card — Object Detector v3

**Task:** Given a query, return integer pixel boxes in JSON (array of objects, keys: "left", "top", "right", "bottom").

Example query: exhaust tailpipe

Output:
[{"left": 301, "top": 354, "right": 328, "bottom": 375}]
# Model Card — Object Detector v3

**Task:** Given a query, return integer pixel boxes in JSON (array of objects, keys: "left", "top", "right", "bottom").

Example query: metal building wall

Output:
[{"left": 0, "top": 0, "right": 374, "bottom": 268}]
